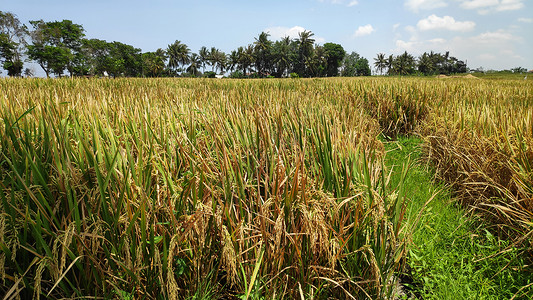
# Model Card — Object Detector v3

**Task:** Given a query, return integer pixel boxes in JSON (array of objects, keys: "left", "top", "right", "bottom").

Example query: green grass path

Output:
[{"left": 385, "top": 137, "right": 532, "bottom": 300}]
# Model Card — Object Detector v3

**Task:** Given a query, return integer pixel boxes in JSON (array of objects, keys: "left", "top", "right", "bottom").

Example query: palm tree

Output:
[
  {"left": 142, "top": 48, "right": 167, "bottom": 77},
  {"left": 392, "top": 51, "right": 415, "bottom": 75},
  {"left": 208, "top": 47, "right": 218, "bottom": 72},
  {"left": 236, "top": 45, "right": 255, "bottom": 76},
  {"left": 198, "top": 46, "right": 209, "bottom": 72},
  {"left": 373, "top": 53, "right": 387, "bottom": 75},
  {"left": 272, "top": 36, "right": 291, "bottom": 77},
  {"left": 207, "top": 47, "right": 226, "bottom": 73},
  {"left": 167, "top": 40, "right": 190, "bottom": 75},
  {"left": 213, "top": 49, "right": 226, "bottom": 74},
  {"left": 254, "top": 31, "right": 272, "bottom": 76},
  {"left": 186, "top": 53, "right": 201, "bottom": 76},
  {"left": 309, "top": 45, "right": 327, "bottom": 77},
  {"left": 417, "top": 52, "right": 433, "bottom": 75},
  {"left": 386, "top": 54, "right": 394, "bottom": 75},
  {"left": 443, "top": 50, "right": 450, "bottom": 73},
  {"left": 228, "top": 50, "right": 239, "bottom": 73},
  {"left": 297, "top": 30, "right": 315, "bottom": 77}
]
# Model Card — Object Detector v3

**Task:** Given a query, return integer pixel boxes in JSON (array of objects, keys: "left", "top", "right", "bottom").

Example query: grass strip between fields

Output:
[{"left": 385, "top": 137, "right": 532, "bottom": 300}]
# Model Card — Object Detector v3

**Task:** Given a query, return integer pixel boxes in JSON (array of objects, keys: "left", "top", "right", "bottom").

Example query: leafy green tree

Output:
[
  {"left": 79, "top": 39, "right": 142, "bottom": 77},
  {"left": 450, "top": 58, "right": 467, "bottom": 74},
  {"left": 27, "top": 19, "right": 85, "bottom": 77},
  {"left": 354, "top": 57, "right": 371, "bottom": 76},
  {"left": 0, "top": 34, "right": 23, "bottom": 76},
  {"left": 341, "top": 52, "right": 359, "bottom": 76},
  {"left": 342, "top": 52, "right": 371, "bottom": 76},
  {"left": 323, "top": 43, "right": 345, "bottom": 77},
  {"left": 81, "top": 38, "right": 110, "bottom": 75},
  {"left": 112, "top": 42, "right": 143, "bottom": 77},
  {"left": 167, "top": 40, "right": 190, "bottom": 75},
  {"left": 511, "top": 67, "right": 527, "bottom": 74},
  {"left": 0, "top": 11, "right": 27, "bottom": 76},
  {"left": 142, "top": 48, "right": 167, "bottom": 77}
]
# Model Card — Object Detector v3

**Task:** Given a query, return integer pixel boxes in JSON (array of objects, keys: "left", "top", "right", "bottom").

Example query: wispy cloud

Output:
[
  {"left": 319, "top": 0, "right": 359, "bottom": 6},
  {"left": 394, "top": 37, "right": 446, "bottom": 53},
  {"left": 405, "top": 0, "right": 448, "bottom": 12},
  {"left": 470, "top": 29, "right": 521, "bottom": 44},
  {"left": 264, "top": 26, "right": 307, "bottom": 40},
  {"left": 459, "top": 0, "right": 498, "bottom": 10},
  {"left": 518, "top": 17, "right": 533, "bottom": 23},
  {"left": 264, "top": 26, "right": 326, "bottom": 43},
  {"left": 417, "top": 15, "right": 475, "bottom": 32},
  {"left": 354, "top": 24, "right": 375, "bottom": 37},
  {"left": 458, "top": 0, "right": 525, "bottom": 14},
  {"left": 393, "top": 27, "right": 524, "bottom": 69},
  {"left": 405, "top": 0, "right": 525, "bottom": 14}
]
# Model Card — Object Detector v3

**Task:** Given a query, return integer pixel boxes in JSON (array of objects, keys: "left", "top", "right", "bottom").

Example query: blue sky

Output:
[{"left": 2, "top": 0, "right": 532, "bottom": 72}]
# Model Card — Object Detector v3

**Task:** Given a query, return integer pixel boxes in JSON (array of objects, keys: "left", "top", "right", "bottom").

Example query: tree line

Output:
[{"left": 1, "top": 11, "right": 471, "bottom": 78}]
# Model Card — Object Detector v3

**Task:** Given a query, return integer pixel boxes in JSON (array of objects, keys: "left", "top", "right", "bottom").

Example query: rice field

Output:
[{"left": 0, "top": 76, "right": 531, "bottom": 299}]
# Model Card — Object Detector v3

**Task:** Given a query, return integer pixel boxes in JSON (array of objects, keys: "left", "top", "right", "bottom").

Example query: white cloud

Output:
[
  {"left": 319, "top": 0, "right": 359, "bottom": 6},
  {"left": 394, "top": 37, "right": 447, "bottom": 53},
  {"left": 458, "top": 0, "right": 524, "bottom": 14},
  {"left": 470, "top": 29, "right": 520, "bottom": 44},
  {"left": 354, "top": 24, "right": 375, "bottom": 37},
  {"left": 459, "top": 0, "right": 498, "bottom": 10},
  {"left": 393, "top": 23, "right": 401, "bottom": 32},
  {"left": 315, "top": 37, "right": 326, "bottom": 44},
  {"left": 478, "top": 53, "right": 497, "bottom": 60},
  {"left": 405, "top": 0, "right": 448, "bottom": 12},
  {"left": 395, "top": 40, "right": 417, "bottom": 52},
  {"left": 500, "top": 49, "right": 523, "bottom": 60},
  {"left": 417, "top": 15, "right": 476, "bottom": 31},
  {"left": 265, "top": 26, "right": 308, "bottom": 40},
  {"left": 392, "top": 28, "right": 525, "bottom": 70},
  {"left": 518, "top": 17, "right": 533, "bottom": 23},
  {"left": 496, "top": 0, "right": 524, "bottom": 11},
  {"left": 264, "top": 26, "right": 326, "bottom": 43},
  {"left": 429, "top": 38, "right": 447, "bottom": 44}
]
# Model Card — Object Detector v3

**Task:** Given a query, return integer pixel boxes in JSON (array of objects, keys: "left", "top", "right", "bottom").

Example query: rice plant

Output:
[
  {"left": 0, "top": 77, "right": 410, "bottom": 299},
  {"left": 419, "top": 78, "right": 533, "bottom": 246},
  {"left": 1, "top": 75, "right": 529, "bottom": 299}
]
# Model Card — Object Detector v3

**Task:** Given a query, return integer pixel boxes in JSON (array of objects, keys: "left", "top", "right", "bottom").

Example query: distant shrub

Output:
[
  {"left": 204, "top": 71, "right": 216, "bottom": 78},
  {"left": 290, "top": 72, "right": 300, "bottom": 79},
  {"left": 229, "top": 70, "right": 245, "bottom": 78}
]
